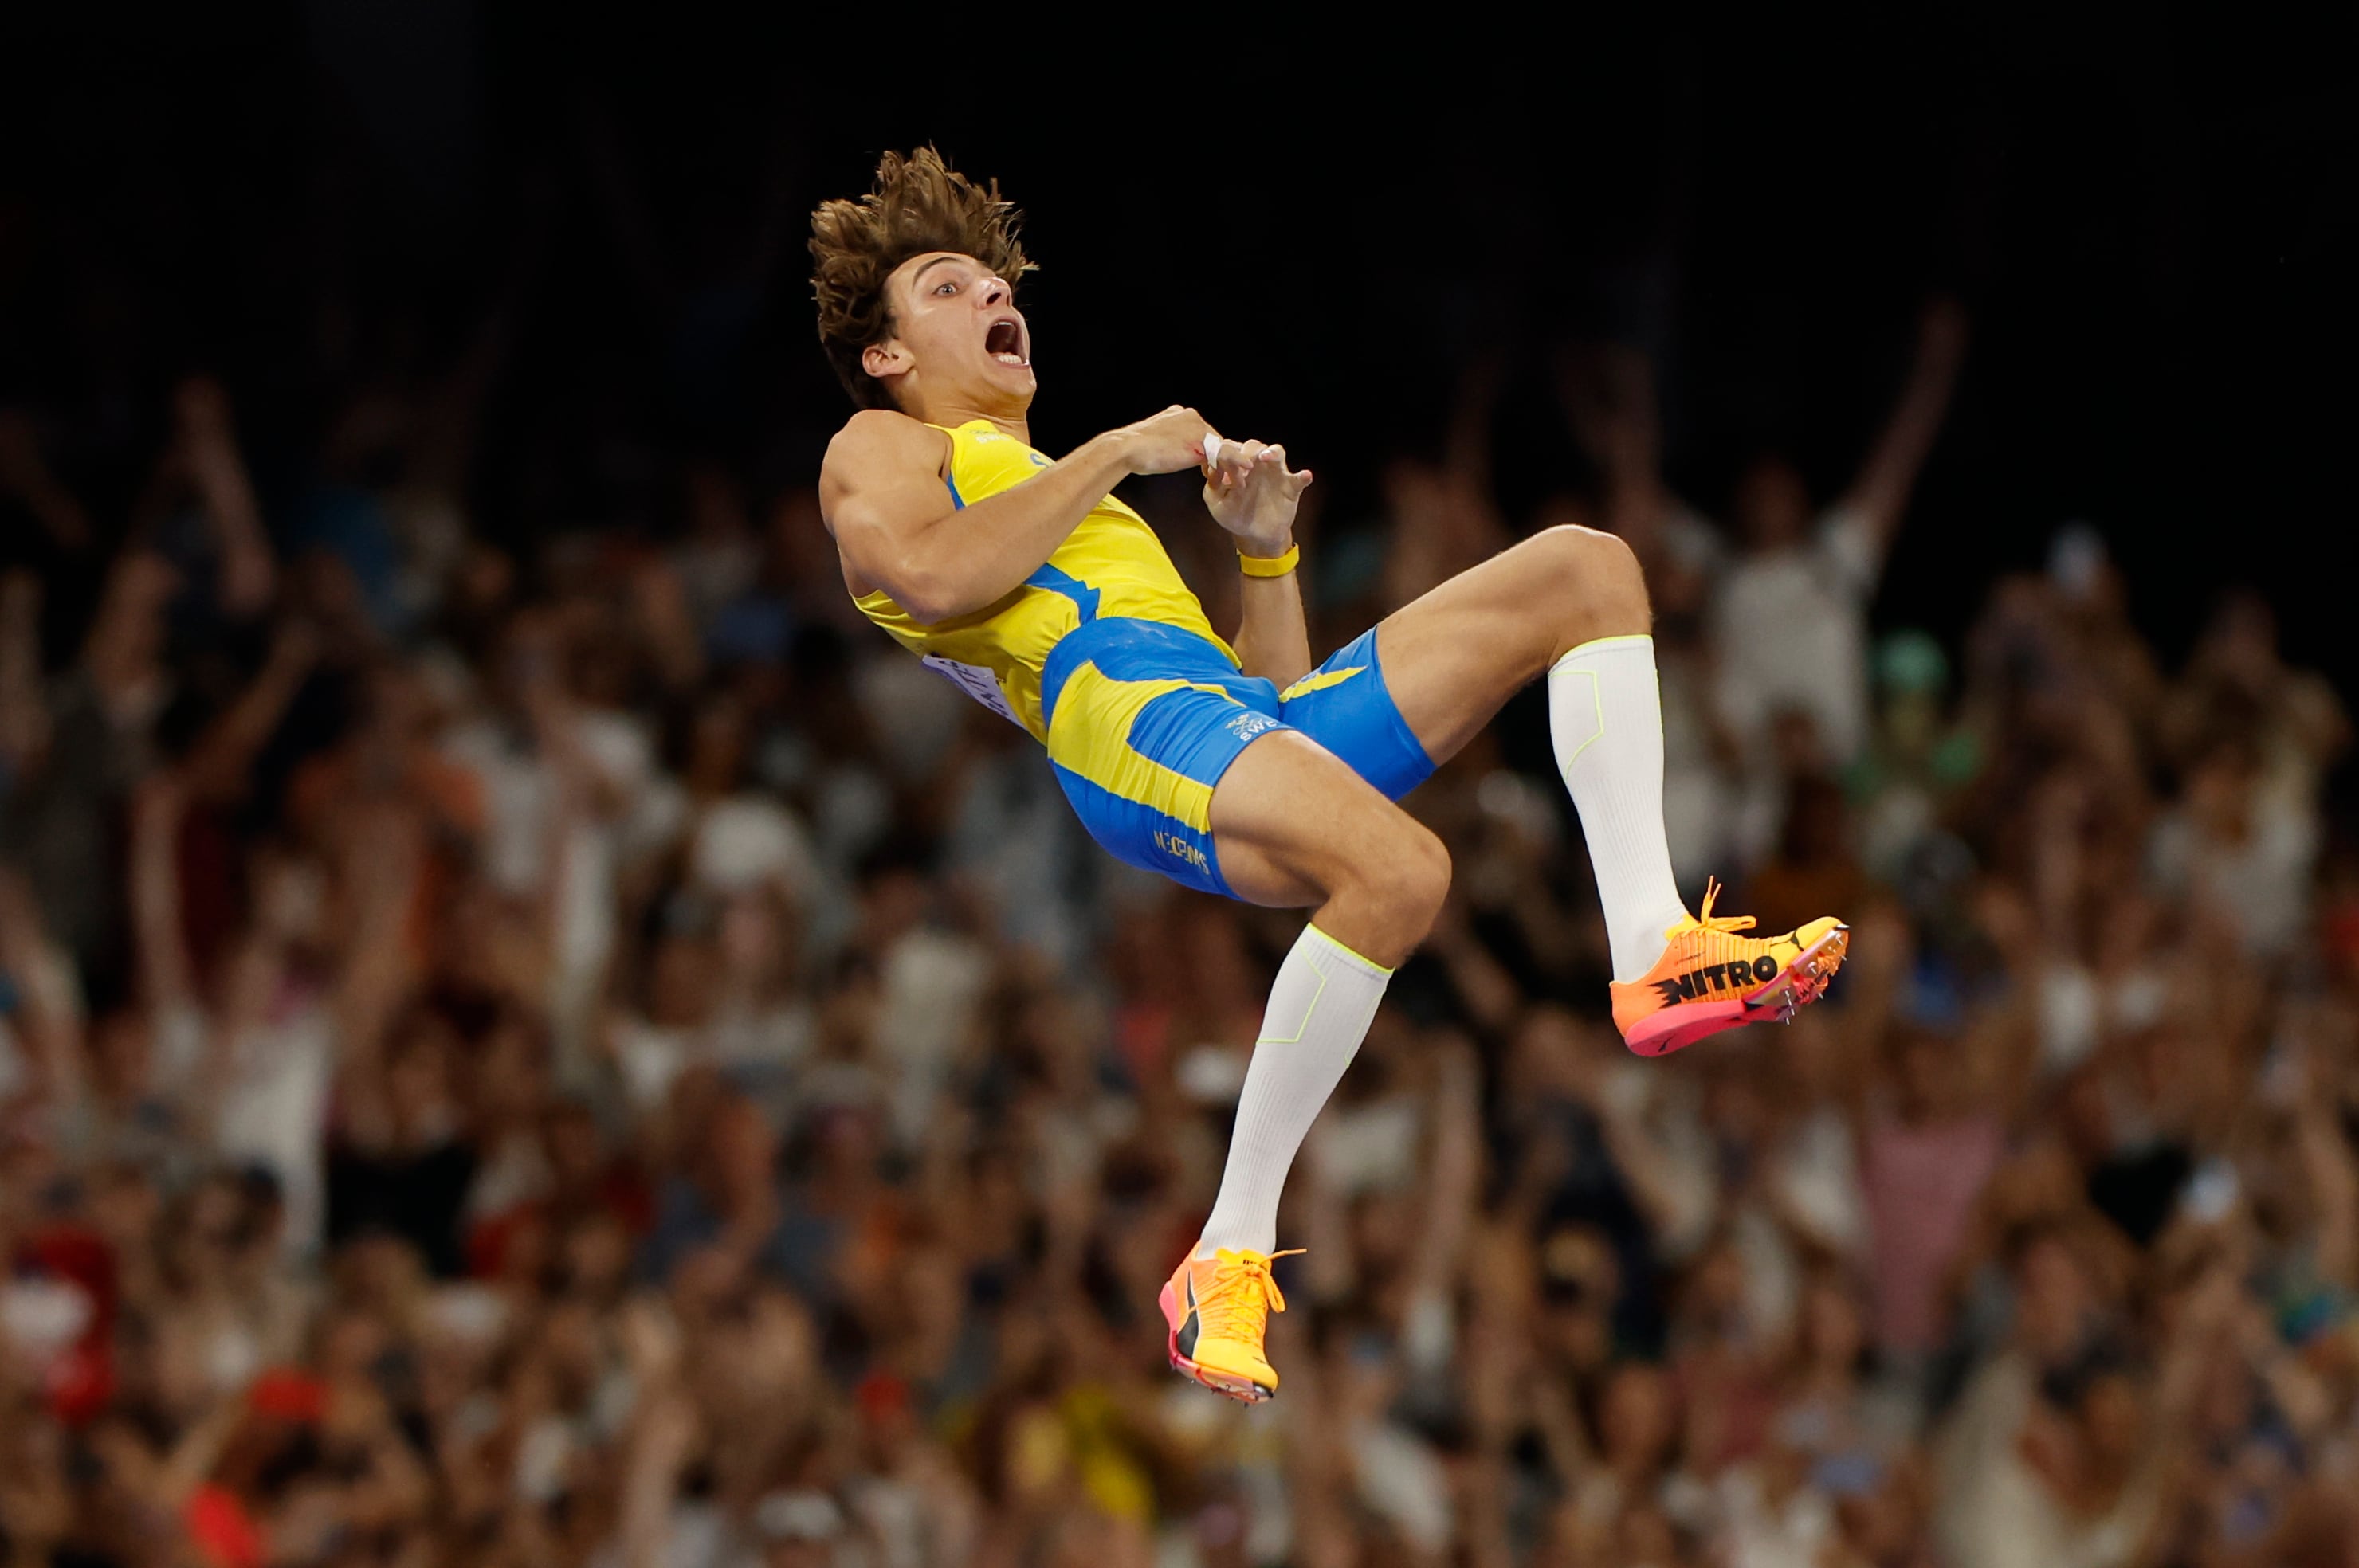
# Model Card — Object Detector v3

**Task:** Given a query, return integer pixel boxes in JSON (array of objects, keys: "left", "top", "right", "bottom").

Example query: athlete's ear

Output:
[{"left": 862, "top": 339, "right": 914, "bottom": 382}]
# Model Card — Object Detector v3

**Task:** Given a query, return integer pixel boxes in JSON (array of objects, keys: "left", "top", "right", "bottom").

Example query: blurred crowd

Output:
[{"left": 4, "top": 285, "right": 2358, "bottom": 1568}]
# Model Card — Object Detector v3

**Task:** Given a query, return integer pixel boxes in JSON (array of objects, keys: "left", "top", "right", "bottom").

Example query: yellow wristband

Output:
[{"left": 1238, "top": 543, "right": 1301, "bottom": 578}]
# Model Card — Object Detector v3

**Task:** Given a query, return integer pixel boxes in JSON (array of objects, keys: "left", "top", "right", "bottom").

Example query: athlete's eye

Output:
[{"left": 935, "top": 281, "right": 957, "bottom": 296}]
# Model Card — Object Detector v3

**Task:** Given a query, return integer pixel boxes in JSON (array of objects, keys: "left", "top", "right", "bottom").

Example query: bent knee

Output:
[
  {"left": 1348, "top": 818, "right": 1452, "bottom": 928},
  {"left": 1537, "top": 523, "right": 1643, "bottom": 589},
  {"left": 1534, "top": 523, "right": 1648, "bottom": 633}
]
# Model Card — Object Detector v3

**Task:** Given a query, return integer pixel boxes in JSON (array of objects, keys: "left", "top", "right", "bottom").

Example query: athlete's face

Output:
[{"left": 865, "top": 252, "right": 1033, "bottom": 414}]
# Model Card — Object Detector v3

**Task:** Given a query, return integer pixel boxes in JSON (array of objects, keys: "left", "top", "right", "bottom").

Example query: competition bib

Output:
[{"left": 922, "top": 655, "right": 1024, "bottom": 727}]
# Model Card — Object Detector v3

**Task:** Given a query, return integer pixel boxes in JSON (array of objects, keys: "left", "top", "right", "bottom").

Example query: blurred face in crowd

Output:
[
  {"left": 1616, "top": 1503, "right": 1681, "bottom": 1566},
  {"left": 2188, "top": 747, "right": 2259, "bottom": 842},
  {"left": 686, "top": 697, "right": 750, "bottom": 795},
  {"left": 473, "top": 1017, "right": 548, "bottom": 1123},
  {"left": 1734, "top": 455, "right": 1813, "bottom": 551},
  {"left": 1539, "top": 1225, "right": 1620, "bottom": 1361},
  {"left": 1598, "top": 1363, "right": 1678, "bottom": 1475},
  {"left": 719, "top": 888, "right": 794, "bottom": 983},
  {"left": 1800, "top": 1275, "right": 1867, "bottom": 1373},
  {"left": 2063, "top": 1369, "right": 2147, "bottom": 1486},
  {"left": 248, "top": 846, "right": 328, "bottom": 949},
  {"left": 2014, "top": 1234, "right": 2095, "bottom": 1363},
  {"left": 649, "top": 933, "right": 719, "bottom": 1027},
  {"left": 88, "top": 1009, "right": 154, "bottom": 1102},
  {"left": 387, "top": 1028, "right": 457, "bottom": 1139},
  {"left": 2202, "top": 589, "right": 2280, "bottom": 690},
  {"left": 1780, "top": 775, "right": 1851, "bottom": 864},
  {"left": 1894, "top": 1033, "right": 1961, "bottom": 1122},
  {"left": 702, "top": 1097, "right": 776, "bottom": 1206},
  {"left": 88, "top": 1161, "right": 159, "bottom": 1250},
  {"left": 856, "top": 868, "right": 928, "bottom": 949},
  {"left": 360, "top": 662, "right": 435, "bottom": 759},
  {"left": 543, "top": 1101, "right": 606, "bottom": 1188},
  {"left": 187, "top": 1172, "right": 248, "bottom": 1251},
  {"left": 559, "top": 1213, "right": 632, "bottom": 1300},
  {"left": 1682, "top": 1239, "right": 1753, "bottom": 1337},
  {"left": 862, "top": 252, "right": 1034, "bottom": 420},
  {"left": 1382, "top": 457, "right": 1450, "bottom": 521}
]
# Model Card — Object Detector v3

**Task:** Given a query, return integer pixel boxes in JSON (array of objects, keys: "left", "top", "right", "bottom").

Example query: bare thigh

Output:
[
  {"left": 1373, "top": 526, "right": 1647, "bottom": 767},
  {"left": 1210, "top": 731, "right": 1413, "bottom": 906}
]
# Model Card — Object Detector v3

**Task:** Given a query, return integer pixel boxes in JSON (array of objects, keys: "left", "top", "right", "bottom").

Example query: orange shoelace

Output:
[
  {"left": 1197, "top": 1249, "right": 1305, "bottom": 1344},
  {"left": 1667, "top": 876, "right": 1759, "bottom": 944}
]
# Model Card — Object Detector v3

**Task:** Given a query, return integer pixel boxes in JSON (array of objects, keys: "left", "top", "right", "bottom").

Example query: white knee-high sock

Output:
[
  {"left": 1550, "top": 634, "right": 1692, "bottom": 983},
  {"left": 1197, "top": 925, "right": 1391, "bottom": 1256}
]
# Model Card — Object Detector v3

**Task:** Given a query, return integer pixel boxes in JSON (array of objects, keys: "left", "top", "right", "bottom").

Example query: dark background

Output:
[{"left": 3, "top": 6, "right": 2349, "bottom": 704}]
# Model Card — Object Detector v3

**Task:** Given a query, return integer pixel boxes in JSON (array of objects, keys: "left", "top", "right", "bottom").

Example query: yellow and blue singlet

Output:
[{"left": 851, "top": 418, "right": 1431, "bottom": 896}]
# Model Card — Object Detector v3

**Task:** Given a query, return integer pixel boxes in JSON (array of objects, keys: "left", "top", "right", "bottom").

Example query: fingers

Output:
[
  {"left": 1222, "top": 439, "right": 1269, "bottom": 485},
  {"left": 1203, "top": 437, "right": 1309, "bottom": 492},
  {"left": 1254, "top": 445, "right": 1315, "bottom": 495},
  {"left": 1201, "top": 433, "right": 1258, "bottom": 484}
]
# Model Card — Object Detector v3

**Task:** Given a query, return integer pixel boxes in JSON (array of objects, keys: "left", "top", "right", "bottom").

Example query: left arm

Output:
[
  {"left": 1204, "top": 439, "right": 1315, "bottom": 686},
  {"left": 1836, "top": 296, "right": 1969, "bottom": 563},
  {"left": 1235, "top": 563, "right": 1311, "bottom": 687}
]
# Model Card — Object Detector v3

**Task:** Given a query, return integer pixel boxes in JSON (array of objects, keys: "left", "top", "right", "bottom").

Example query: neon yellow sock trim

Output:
[
  {"left": 1301, "top": 923, "right": 1395, "bottom": 977},
  {"left": 1552, "top": 632, "right": 1655, "bottom": 668}
]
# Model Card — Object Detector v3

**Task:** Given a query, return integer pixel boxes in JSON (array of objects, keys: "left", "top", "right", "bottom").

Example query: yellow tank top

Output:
[{"left": 850, "top": 419, "right": 1231, "bottom": 740}]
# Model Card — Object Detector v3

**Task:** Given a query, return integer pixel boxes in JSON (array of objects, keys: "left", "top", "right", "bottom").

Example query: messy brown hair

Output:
[{"left": 810, "top": 147, "right": 1034, "bottom": 411}]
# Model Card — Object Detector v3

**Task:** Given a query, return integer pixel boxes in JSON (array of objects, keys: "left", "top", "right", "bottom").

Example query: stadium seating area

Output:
[{"left": 4, "top": 330, "right": 2354, "bottom": 1568}]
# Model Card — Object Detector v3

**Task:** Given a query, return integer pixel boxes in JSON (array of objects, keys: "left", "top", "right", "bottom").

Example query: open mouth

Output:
[{"left": 985, "top": 318, "right": 1026, "bottom": 367}]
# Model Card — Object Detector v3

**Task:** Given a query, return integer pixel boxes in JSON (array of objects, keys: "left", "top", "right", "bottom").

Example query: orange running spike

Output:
[
  {"left": 1609, "top": 879, "right": 1849, "bottom": 1056},
  {"left": 1159, "top": 1246, "right": 1304, "bottom": 1402}
]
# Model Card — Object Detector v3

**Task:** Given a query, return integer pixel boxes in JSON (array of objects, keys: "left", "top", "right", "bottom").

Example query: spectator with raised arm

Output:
[{"left": 1712, "top": 300, "right": 1970, "bottom": 772}]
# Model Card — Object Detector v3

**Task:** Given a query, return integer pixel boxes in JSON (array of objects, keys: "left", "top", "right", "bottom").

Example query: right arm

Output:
[
  {"left": 0, "top": 410, "right": 92, "bottom": 549},
  {"left": 818, "top": 404, "right": 1213, "bottom": 622},
  {"left": 129, "top": 774, "right": 194, "bottom": 1014},
  {"left": 1833, "top": 296, "right": 1968, "bottom": 562},
  {"left": 172, "top": 378, "right": 277, "bottom": 617},
  {"left": 0, "top": 574, "right": 47, "bottom": 778},
  {"left": 0, "top": 868, "right": 82, "bottom": 1117}
]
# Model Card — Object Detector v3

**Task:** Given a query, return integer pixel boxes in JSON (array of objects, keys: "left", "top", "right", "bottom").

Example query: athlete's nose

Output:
[{"left": 979, "top": 276, "right": 1010, "bottom": 309}]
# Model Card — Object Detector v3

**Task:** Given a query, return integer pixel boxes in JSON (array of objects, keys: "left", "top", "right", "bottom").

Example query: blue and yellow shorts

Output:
[{"left": 1040, "top": 617, "right": 1433, "bottom": 898}]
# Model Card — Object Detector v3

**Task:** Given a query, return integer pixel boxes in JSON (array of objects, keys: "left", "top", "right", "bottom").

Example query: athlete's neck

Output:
[{"left": 905, "top": 394, "right": 1027, "bottom": 445}]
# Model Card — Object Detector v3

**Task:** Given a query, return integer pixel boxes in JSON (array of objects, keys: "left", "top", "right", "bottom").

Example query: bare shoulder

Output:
[{"left": 820, "top": 410, "right": 949, "bottom": 502}]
